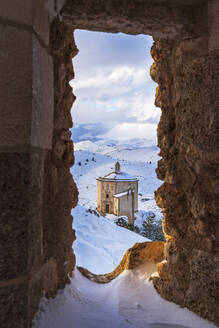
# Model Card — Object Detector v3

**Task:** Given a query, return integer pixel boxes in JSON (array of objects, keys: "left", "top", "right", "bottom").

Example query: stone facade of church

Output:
[{"left": 97, "top": 162, "right": 138, "bottom": 224}]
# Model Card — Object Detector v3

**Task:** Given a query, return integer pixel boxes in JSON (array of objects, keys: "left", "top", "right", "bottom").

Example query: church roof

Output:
[
  {"left": 97, "top": 170, "right": 138, "bottom": 182},
  {"left": 97, "top": 162, "right": 138, "bottom": 182},
  {"left": 114, "top": 190, "right": 130, "bottom": 198}
]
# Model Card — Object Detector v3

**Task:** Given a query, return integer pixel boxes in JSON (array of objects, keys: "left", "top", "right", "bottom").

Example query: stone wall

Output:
[
  {"left": 0, "top": 0, "right": 218, "bottom": 327},
  {"left": 150, "top": 12, "right": 219, "bottom": 324},
  {"left": 115, "top": 192, "right": 134, "bottom": 224},
  {"left": 0, "top": 2, "right": 78, "bottom": 327},
  {"left": 115, "top": 181, "right": 138, "bottom": 211},
  {"left": 97, "top": 180, "right": 116, "bottom": 214},
  {"left": 62, "top": 0, "right": 219, "bottom": 324}
]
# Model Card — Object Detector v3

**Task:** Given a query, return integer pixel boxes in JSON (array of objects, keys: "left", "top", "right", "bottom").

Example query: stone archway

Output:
[{"left": 0, "top": 1, "right": 218, "bottom": 327}]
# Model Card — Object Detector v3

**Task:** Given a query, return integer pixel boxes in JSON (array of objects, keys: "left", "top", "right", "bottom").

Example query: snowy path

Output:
[{"left": 34, "top": 266, "right": 216, "bottom": 328}]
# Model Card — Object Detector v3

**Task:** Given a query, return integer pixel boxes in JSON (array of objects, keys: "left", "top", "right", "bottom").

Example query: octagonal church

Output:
[{"left": 97, "top": 162, "right": 138, "bottom": 224}]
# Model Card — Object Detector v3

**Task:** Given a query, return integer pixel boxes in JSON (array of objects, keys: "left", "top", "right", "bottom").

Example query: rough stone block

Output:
[
  {"left": 0, "top": 283, "right": 28, "bottom": 328},
  {"left": 56, "top": 0, "right": 69, "bottom": 14},
  {"left": 33, "top": 0, "right": 69, "bottom": 46},
  {"left": 0, "top": 23, "right": 54, "bottom": 150},
  {"left": 31, "top": 36, "right": 54, "bottom": 150},
  {"left": 28, "top": 259, "right": 58, "bottom": 323},
  {"left": 0, "top": 153, "right": 29, "bottom": 280},
  {"left": 185, "top": 250, "right": 219, "bottom": 324},
  {"left": 0, "top": 1, "right": 32, "bottom": 25},
  {"left": 28, "top": 149, "right": 48, "bottom": 270},
  {"left": 33, "top": 0, "right": 51, "bottom": 47},
  {"left": 0, "top": 0, "right": 58, "bottom": 47},
  {"left": 209, "top": 0, "right": 219, "bottom": 51},
  {"left": 0, "top": 24, "right": 32, "bottom": 148}
]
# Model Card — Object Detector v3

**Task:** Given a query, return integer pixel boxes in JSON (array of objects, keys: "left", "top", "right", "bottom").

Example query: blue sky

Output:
[{"left": 70, "top": 30, "right": 160, "bottom": 143}]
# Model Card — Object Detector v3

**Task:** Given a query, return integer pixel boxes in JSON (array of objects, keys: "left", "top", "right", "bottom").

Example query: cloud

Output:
[
  {"left": 70, "top": 30, "right": 159, "bottom": 142},
  {"left": 72, "top": 66, "right": 148, "bottom": 91},
  {"left": 97, "top": 122, "right": 158, "bottom": 141},
  {"left": 71, "top": 122, "right": 112, "bottom": 142},
  {"left": 71, "top": 121, "right": 158, "bottom": 144},
  {"left": 72, "top": 89, "right": 160, "bottom": 126},
  {"left": 73, "top": 30, "right": 153, "bottom": 76}
]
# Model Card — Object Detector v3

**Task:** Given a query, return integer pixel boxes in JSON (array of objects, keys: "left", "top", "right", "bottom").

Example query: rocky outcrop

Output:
[
  {"left": 150, "top": 36, "right": 219, "bottom": 325},
  {"left": 78, "top": 241, "right": 164, "bottom": 283}
]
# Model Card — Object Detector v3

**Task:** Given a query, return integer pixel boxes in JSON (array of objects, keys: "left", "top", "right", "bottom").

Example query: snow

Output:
[
  {"left": 75, "top": 138, "right": 160, "bottom": 163},
  {"left": 114, "top": 190, "right": 129, "bottom": 198},
  {"left": 33, "top": 139, "right": 217, "bottom": 328},
  {"left": 135, "top": 210, "right": 156, "bottom": 229},
  {"left": 71, "top": 139, "right": 161, "bottom": 272},
  {"left": 72, "top": 204, "right": 147, "bottom": 274},
  {"left": 34, "top": 267, "right": 216, "bottom": 328},
  {"left": 100, "top": 170, "right": 138, "bottom": 181}
]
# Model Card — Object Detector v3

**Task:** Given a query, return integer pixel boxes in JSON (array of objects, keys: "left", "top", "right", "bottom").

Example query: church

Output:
[{"left": 97, "top": 162, "right": 138, "bottom": 224}]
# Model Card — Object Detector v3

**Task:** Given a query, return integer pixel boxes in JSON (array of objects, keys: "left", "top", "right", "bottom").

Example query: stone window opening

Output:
[
  {"left": 0, "top": 2, "right": 217, "bottom": 327},
  {"left": 46, "top": 1, "right": 218, "bottom": 322},
  {"left": 71, "top": 29, "right": 159, "bottom": 227},
  {"left": 1, "top": 3, "right": 213, "bottom": 326}
]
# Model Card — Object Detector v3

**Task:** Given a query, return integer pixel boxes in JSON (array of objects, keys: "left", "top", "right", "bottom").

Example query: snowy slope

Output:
[
  {"left": 34, "top": 267, "right": 216, "bottom": 328},
  {"left": 73, "top": 205, "right": 147, "bottom": 274},
  {"left": 75, "top": 138, "right": 160, "bottom": 163},
  {"left": 34, "top": 139, "right": 217, "bottom": 328},
  {"left": 72, "top": 142, "right": 162, "bottom": 214},
  {"left": 71, "top": 139, "right": 163, "bottom": 273}
]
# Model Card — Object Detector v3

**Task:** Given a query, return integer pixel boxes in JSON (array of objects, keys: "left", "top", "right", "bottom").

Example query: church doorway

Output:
[{"left": 105, "top": 204, "right": 110, "bottom": 213}]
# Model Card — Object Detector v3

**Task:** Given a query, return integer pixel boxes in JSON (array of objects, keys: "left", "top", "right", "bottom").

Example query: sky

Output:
[{"left": 70, "top": 30, "right": 160, "bottom": 143}]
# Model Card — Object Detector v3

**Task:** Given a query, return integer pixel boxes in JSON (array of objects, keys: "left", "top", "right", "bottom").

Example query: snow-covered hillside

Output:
[
  {"left": 34, "top": 139, "right": 216, "bottom": 328},
  {"left": 73, "top": 205, "right": 147, "bottom": 274},
  {"left": 71, "top": 139, "right": 163, "bottom": 274},
  {"left": 74, "top": 138, "right": 160, "bottom": 163}
]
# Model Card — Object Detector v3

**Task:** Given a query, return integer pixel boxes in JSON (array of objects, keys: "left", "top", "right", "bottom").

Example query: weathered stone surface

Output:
[
  {"left": 78, "top": 241, "right": 165, "bottom": 283},
  {"left": 0, "top": 153, "right": 29, "bottom": 281},
  {"left": 1, "top": 1, "right": 219, "bottom": 327},
  {"left": 0, "top": 283, "right": 28, "bottom": 328},
  {"left": 32, "top": 0, "right": 69, "bottom": 47},
  {"left": 0, "top": 24, "right": 32, "bottom": 148},
  {"left": 150, "top": 35, "right": 219, "bottom": 325},
  {"left": 32, "top": 36, "right": 54, "bottom": 149},
  {"left": 0, "top": 1, "right": 32, "bottom": 25},
  {"left": 62, "top": 0, "right": 204, "bottom": 39},
  {"left": 208, "top": 0, "right": 219, "bottom": 51},
  {"left": 28, "top": 258, "right": 58, "bottom": 322},
  {"left": 33, "top": 0, "right": 51, "bottom": 47},
  {"left": 47, "top": 17, "right": 79, "bottom": 290},
  {"left": 0, "top": 24, "right": 53, "bottom": 150},
  {"left": 0, "top": 6, "right": 77, "bottom": 328},
  {"left": 0, "top": 0, "right": 68, "bottom": 47},
  {"left": 28, "top": 149, "right": 46, "bottom": 272}
]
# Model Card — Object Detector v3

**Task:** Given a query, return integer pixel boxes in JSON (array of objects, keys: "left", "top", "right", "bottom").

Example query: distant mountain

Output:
[
  {"left": 74, "top": 138, "right": 160, "bottom": 163},
  {"left": 71, "top": 123, "right": 109, "bottom": 143},
  {"left": 71, "top": 123, "right": 158, "bottom": 147}
]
